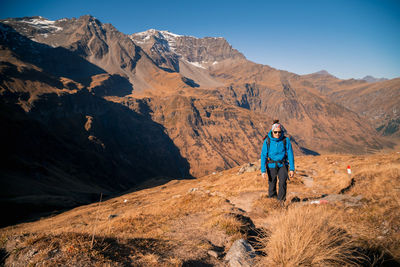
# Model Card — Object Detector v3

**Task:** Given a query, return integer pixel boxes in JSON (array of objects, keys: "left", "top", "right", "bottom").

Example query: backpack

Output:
[{"left": 264, "top": 135, "right": 288, "bottom": 169}]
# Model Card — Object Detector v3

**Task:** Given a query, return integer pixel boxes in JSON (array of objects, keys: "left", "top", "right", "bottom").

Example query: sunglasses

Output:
[{"left": 273, "top": 131, "right": 282, "bottom": 134}]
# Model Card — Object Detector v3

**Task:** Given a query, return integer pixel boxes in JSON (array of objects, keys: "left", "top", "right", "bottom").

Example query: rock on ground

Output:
[{"left": 224, "top": 239, "right": 256, "bottom": 267}]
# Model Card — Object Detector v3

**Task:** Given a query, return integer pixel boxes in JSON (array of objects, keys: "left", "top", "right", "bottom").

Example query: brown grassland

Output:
[{"left": 1, "top": 152, "right": 400, "bottom": 266}]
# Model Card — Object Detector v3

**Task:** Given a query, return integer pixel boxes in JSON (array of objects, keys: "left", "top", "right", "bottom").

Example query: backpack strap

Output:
[{"left": 283, "top": 137, "right": 287, "bottom": 160}]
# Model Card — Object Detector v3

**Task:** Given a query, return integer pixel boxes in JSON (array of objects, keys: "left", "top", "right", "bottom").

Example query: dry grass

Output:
[
  {"left": 340, "top": 162, "right": 400, "bottom": 262},
  {"left": 254, "top": 153, "right": 400, "bottom": 265},
  {"left": 1, "top": 152, "right": 400, "bottom": 265},
  {"left": 252, "top": 194, "right": 285, "bottom": 215},
  {"left": 4, "top": 232, "right": 181, "bottom": 266},
  {"left": 210, "top": 215, "right": 246, "bottom": 239},
  {"left": 259, "top": 205, "right": 365, "bottom": 266}
]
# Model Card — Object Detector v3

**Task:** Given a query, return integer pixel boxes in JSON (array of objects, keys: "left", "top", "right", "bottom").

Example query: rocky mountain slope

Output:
[
  {"left": 327, "top": 78, "right": 400, "bottom": 137},
  {"left": 0, "top": 15, "right": 398, "bottom": 225},
  {"left": 299, "top": 71, "right": 400, "bottom": 137},
  {"left": 361, "top": 75, "right": 388, "bottom": 83}
]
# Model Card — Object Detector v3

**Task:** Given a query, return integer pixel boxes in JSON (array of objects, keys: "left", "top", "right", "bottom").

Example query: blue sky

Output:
[{"left": 1, "top": 0, "right": 399, "bottom": 79}]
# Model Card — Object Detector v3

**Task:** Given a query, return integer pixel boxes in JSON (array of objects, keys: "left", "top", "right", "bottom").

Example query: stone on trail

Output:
[
  {"left": 207, "top": 250, "right": 219, "bottom": 258},
  {"left": 225, "top": 239, "right": 256, "bottom": 267}
]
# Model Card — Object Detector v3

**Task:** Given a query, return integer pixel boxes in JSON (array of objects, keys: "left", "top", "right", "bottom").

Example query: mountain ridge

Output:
[{"left": 1, "top": 14, "right": 397, "bottom": 169}]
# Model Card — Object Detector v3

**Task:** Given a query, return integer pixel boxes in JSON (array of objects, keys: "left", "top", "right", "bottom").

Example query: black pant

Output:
[{"left": 266, "top": 165, "right": 288, "bottom": 201}]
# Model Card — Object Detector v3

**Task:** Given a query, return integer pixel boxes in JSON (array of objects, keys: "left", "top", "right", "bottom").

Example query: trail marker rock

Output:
[
  {"left": 310, "top": 200, "right": 328, "bottom": 205},
  {"left": 347, "top": 165, "right": 352, "bottom": 175}
]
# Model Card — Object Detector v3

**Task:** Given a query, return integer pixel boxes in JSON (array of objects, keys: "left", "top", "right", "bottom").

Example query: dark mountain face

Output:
[
  {"left": 0, "top": 88, "right": 191, "bottom": 226},
  {"left": 0, "top": 15, "right": 398, "bottom": 226},
  {"left": 0, "top": 20, "right": 191, "bottom": 226}
]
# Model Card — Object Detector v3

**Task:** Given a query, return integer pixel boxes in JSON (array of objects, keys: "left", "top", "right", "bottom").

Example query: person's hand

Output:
[
  {"left": 289, "top": 171, "right": 294, "bottom": 179},
  {"left": 262, "top": 173, "right": 266, "bottom": 179}
]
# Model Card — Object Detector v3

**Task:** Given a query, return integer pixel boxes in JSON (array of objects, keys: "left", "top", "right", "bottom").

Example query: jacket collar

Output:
[{"left": 268, "top": 130, "right": 284, "bottom": 141}]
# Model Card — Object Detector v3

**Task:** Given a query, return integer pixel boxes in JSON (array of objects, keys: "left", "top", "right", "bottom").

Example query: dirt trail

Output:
[{"left": 228, "top": 190, "right": 266, "bottom": 213}]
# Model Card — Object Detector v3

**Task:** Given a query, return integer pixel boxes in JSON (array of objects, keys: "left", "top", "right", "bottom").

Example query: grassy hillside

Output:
[{"left": 1, "top": 152, "right": 400, "bottom": 266}]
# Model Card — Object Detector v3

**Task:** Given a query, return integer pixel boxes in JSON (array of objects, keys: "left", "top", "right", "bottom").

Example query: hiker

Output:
[{"left": 261, "top": 120, "right": 294, "bottom": 201}]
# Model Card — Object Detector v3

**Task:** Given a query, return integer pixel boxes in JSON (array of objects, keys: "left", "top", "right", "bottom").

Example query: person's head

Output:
[{"left": 271, "top": 119, "right": 283, "bottom": 138}]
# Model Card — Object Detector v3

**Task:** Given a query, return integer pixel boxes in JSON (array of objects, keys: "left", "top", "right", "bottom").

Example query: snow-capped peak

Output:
[
  {"left": 131, "top": 29, "right": 182, "bottom": 52},
  {"left": 22, "top": 17, "right": 56, "bottom": 25},
  {"left": 3, "top": 16, "right": 63, "bottom": 32},
  {"left": 131, "top": 29, "right": 182, "bottom": 42},
  {"left": 133, "top": 29, "right": 181, "bottom": 37}
]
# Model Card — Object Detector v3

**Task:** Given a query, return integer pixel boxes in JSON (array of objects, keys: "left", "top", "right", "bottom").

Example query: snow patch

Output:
[
  {"left": 187, "top": 60, "right": 206, "bottom": 69},
  {"left": 160, "top": 30, "right": 182, "bottom": 38},
  {"left": 20, "top": 17, "right": 63, "bottom": 32},
  {"left": 133, "top": 29, "right": 158, "bottom": 37},
  {"left": 133, "top": 29, "right": 182, "bottom": 38},
  {"left": 22, "top": 18, "right": 56, "bottom": 25}
]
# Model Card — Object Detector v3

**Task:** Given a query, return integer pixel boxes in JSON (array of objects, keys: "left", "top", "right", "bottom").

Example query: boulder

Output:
[
  {"left": 237, "top": 163, "right": 260, "bottom": 175},
  {"left": 225, "top": 239, "right": 256, "bottom": 267}
]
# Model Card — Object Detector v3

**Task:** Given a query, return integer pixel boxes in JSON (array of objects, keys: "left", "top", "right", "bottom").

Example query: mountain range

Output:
[{"left": 0, "top": 15, "right": 399, "bottom": 225}]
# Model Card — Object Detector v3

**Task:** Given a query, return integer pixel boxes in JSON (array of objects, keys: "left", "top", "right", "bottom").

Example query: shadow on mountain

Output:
[
  {"left": 90, "top": 74, "right": 134, "bottom": 96},
  {"left": 0, "top": 22, "right": 106, "bottom": 86},
  {"left": 0, "top": 89, "right": 192, "bottom": 227},
  {"left": 181, "top": 76, "right": 200, "bottom": 88},
  {"left": 0, "top": 61, "right": 64, "bottom": 89},
  {"left": 300, "top": 147, "right": 320, "bottom": 156}
]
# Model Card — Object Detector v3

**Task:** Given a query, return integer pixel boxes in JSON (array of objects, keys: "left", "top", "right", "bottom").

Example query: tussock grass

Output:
[
  {"left": 259, "top": 205, "right": 365, "bottom": 266},
  {"left": 211, "top": 215, "right": 245, "bottom": 237},
  {"left": 252, "top": 194, "right": 285, "bottom": 215}
]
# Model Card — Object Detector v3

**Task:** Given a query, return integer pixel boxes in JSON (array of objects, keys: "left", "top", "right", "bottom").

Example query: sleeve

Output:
[
  {"left": 286, "top": 137, "right": 295, "bottom": 171},
  {"left": 261, "top": 139, "right": 268, "bottom": 173}
]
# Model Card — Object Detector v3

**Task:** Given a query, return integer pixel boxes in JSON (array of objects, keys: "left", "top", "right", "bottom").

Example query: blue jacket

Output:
[{"left": 261, "top": 130, "right": 295, "bottom": 173}]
